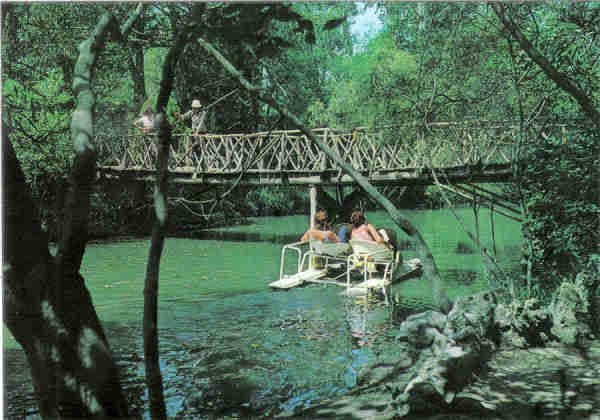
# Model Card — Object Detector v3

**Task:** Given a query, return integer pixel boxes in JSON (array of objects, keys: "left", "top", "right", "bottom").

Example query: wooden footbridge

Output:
[
  {"left": 95, "top": 122, "right": 565, "bottom": 222},
  {"left": 97, "top": 122, "right": 559, "bottom": 186}
]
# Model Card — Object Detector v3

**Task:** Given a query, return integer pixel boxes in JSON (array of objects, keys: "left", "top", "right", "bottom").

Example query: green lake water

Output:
[{"left": 4, "top": 208, "right": 523, "bottom": 419}]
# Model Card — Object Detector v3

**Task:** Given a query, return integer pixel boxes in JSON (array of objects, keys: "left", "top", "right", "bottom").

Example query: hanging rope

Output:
[{"left": 431, "top": 168, "right": 513, "bottom": 297}]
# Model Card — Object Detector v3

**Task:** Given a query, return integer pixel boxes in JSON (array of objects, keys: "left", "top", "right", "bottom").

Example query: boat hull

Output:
[
  {"left": 270, "top": 258, "right": 422, "bottom": 294},
  {"left": 269, "top": 268, "right": 327, "bottom": 289},
  {"left": 344, "top": 258, "right": 422, "bottom": 296}
]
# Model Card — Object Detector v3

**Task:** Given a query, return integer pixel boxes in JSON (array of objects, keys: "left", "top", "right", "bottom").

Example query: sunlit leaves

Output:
[
  {"left": 4, "top": 71, "right": 72, "bottom": 137},
  {"left": 314, "top": 31, "right": 419, "bottom": 128},
  {"left": 32, "top": 70, "right": 73, "bottom": 107},
  {"left": 4, "top": 70, "right": 73, "bottom": 186}
]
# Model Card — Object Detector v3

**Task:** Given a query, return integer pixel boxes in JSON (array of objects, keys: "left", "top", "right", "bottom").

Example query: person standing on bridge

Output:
[
  {"left": 131, "top": 108, "right": 158, "bottom": 166},
  {"left": 175, "top": 99, "right": 208, "bottom": 138},
  {"left": 133, "top": 109, "right": 155, "bottom": 134}
]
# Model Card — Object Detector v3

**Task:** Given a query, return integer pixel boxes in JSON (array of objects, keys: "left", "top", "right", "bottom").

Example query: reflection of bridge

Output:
[{"left": 97, "top": 122, "right": 558, "bottom": 186}]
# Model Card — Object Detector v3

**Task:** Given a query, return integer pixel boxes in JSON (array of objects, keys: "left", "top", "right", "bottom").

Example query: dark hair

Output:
[
  {"left": 314, "top": 210, "right": 328, "bottom": 229},
  {"left": 350, "top": 210, "right": 365, "bottom": 227}
]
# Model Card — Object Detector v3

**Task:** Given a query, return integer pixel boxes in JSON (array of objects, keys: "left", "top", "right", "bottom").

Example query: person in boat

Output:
[
  {"left": 301, "top": 210, "right": 339, "bottom": 243},
  {"left": 349, "top": 210, "right": 389, "bottom": 247},
  {"left": 336, "top": 223, "right": 351, "bottom": 243}
]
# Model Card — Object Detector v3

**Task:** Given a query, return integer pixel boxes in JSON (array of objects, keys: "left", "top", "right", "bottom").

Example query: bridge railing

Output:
[{"left": 95, "top": 123, "right": 567, "bottom": 173}]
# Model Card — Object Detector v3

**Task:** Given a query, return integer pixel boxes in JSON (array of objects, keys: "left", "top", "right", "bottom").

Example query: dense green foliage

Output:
[
  {"left": 2, "top": 2, "right": 598, "bottom": 293},
  {"left": 520, "top": 126, "right": 600, "bottom": 292},
  {"left": 493, "top": 3, "right": 600, "bottom": 289}
]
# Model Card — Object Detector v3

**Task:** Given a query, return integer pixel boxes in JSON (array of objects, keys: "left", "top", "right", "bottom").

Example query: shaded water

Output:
[{"left": 4, "top": 208, "right": 522, "bottom": 418}]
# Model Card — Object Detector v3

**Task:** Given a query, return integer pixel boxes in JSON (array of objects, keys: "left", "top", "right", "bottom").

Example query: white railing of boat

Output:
[{"left": 279, "top": 241, "right": 310, "bottom": 281}]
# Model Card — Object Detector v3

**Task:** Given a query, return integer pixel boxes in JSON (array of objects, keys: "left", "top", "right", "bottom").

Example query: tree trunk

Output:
[
  {"left": 3, "top": 8, "right": 143, "bottom": 417},
  {"left": 2, "top": 3, "right": 21, "bottom": 80},
  {"left": 197, "top": 37, "right": 453, "bottom": 313},
  {"left": 4, "top": 97, "right": 129, "bottom": 420},
  {"left": 4, "top": 138, "right": 129, "bottom": 419},
  {"left": 142, "top": 24, "right": 193, "bottom": 419},
  {"left": 128, "top": 47, "right": 147, "bottom": 111}
]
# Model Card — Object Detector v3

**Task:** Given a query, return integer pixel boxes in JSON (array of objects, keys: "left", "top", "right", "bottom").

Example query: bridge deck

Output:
[
  {"left": 95, "top": 124, "right": 562, "bottom": 186},
  {"left": 98, "top": 162, "right": 513, "bottom": 186}
]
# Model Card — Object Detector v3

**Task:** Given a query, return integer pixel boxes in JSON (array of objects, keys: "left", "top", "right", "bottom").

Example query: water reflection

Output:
[
  {"left": 4, "top": 209, "right": 523, "bottom": 419},
  {"left": 444, "top": 268, "right": 478, "bottom": 286}
]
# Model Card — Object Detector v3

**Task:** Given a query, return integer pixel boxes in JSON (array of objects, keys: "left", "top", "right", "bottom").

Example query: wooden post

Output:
[
  {"left": 185, "top": 134, "right": 192, "bottom": 167},
  {"left": 473, "top": 192, "right": 480, "bottom": 251},
  {"left": 336, "top": 184, "right": 344, "bottom": 207},
  {"left": 310, "top": 184, "right": 317, "bottom": 229},
  {"left": 320, "top": 129, "right": 328, "bottom": 170},
  {"left": 490, "top": 203, "right": 497, "bottom": 258},
  {"left": 258, "top": 135, "right": 264, "bottom": 171},
  {"left": 472, "top": 192, "right": 490, "bottom": 288}
]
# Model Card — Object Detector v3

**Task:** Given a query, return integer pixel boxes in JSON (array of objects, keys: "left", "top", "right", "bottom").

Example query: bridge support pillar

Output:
[{"left": 309, "top": 184, "right": 317, "bottom": 229}]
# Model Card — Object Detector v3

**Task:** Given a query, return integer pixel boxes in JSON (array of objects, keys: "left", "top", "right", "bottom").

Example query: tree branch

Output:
[
  {"left": 492, "top": 3, "right": 600, "bottom": 130},
  {"left": 58, "top": 3, "right": 144, "bottom": 273},
  {"left": 58, "top": 11, "right": 120, "bottom": 273},
  {"left": 431, "top": 168, "right": 514, "bottom": 297},
  {"left": 120, "top": 3, "right": 144, "bottom": 38}
]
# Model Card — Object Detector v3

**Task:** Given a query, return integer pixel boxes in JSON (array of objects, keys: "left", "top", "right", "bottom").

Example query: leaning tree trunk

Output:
[
  {"left": 3, "top": 11, "right": 137, "bottom": 418},
  {"left": 197, "top": 38, "right": 452, "bottom": 313}
]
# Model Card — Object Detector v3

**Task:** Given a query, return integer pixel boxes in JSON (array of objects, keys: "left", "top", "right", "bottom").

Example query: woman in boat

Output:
[
  {"left": 349, "top": 210, "right": 388, "bottom": 246},
  {"left": 301, "top": 210, "right": 339, "bottom": 243}
]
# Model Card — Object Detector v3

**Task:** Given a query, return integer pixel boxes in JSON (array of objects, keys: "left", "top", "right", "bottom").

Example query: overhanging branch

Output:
[{"left": 492, "top": 3, "right": 600, "bottom": 130}]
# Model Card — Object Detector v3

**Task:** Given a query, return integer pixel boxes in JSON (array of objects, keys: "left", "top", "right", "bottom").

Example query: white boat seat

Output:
[
  {"left": 349, "top": 240, "right": 394, "bottom": 261},
  {"left": 310, "top": 241, "right": 351, "bottom": 257},
  {"left": 347, "top": 240, "right": 396, "bottom": 292}
]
